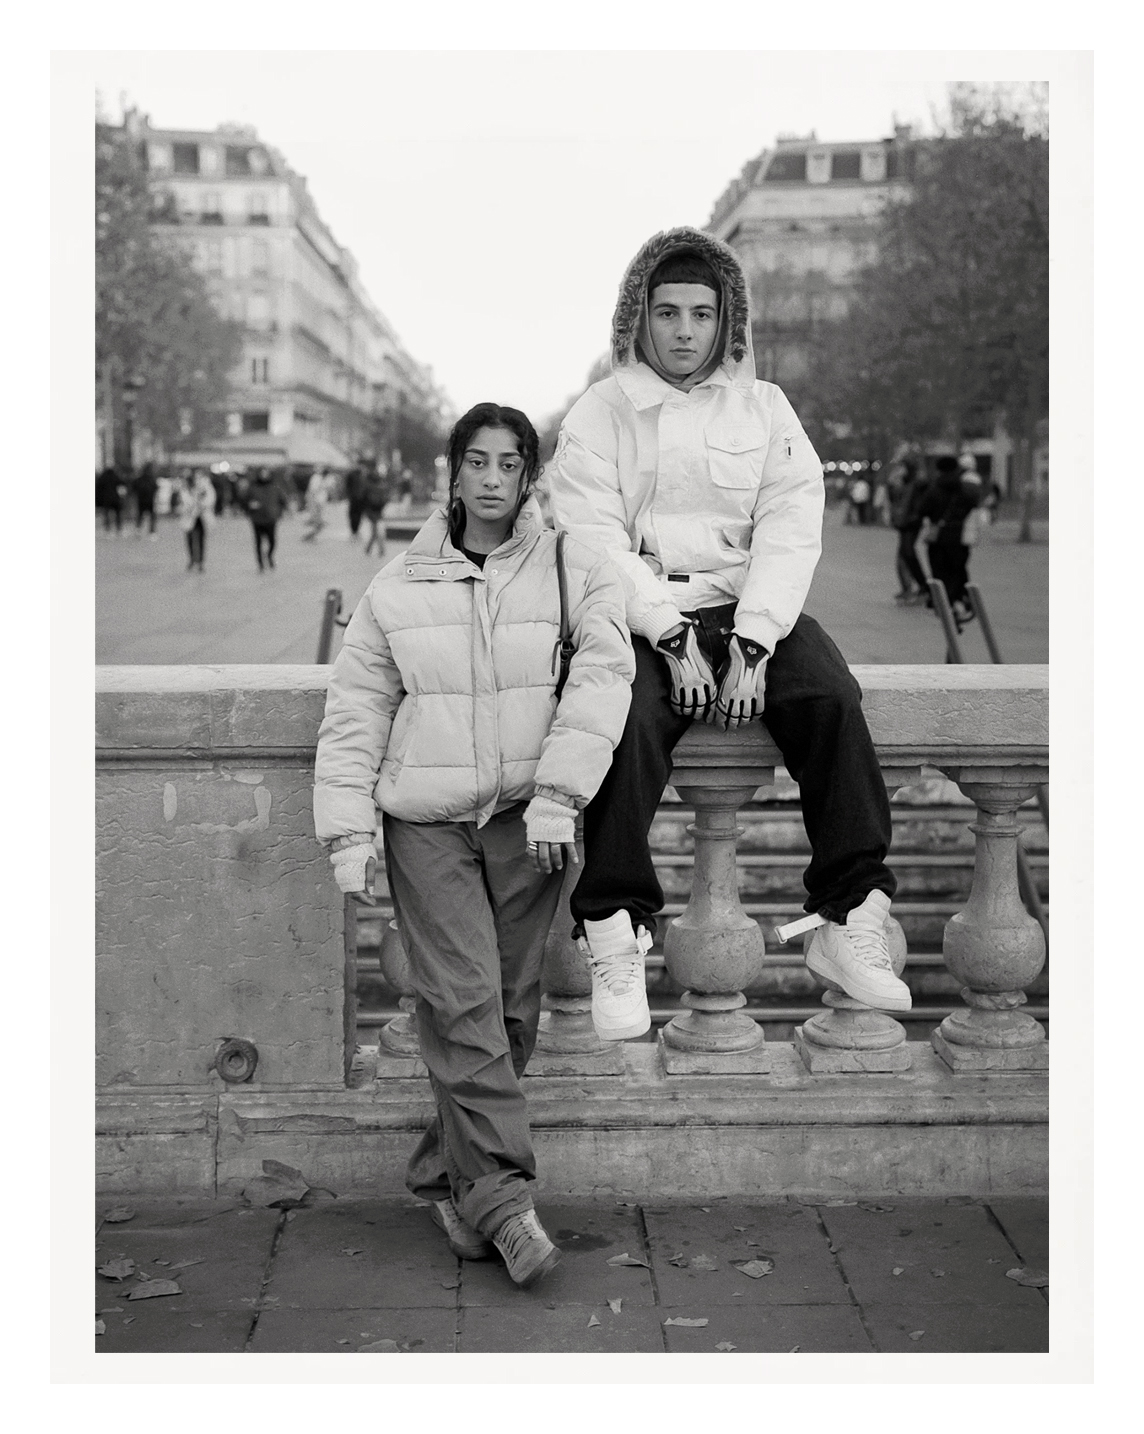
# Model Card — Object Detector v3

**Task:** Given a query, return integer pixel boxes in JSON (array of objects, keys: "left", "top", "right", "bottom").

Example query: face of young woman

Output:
[
  {"left": 647, "top": 283, "right": 720, "bottom": 379},
  {"left": 455, "top": 426, "right": 527, "bottom": 543}
]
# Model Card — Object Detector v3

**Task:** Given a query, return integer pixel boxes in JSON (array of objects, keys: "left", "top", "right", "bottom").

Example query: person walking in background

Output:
[
  {"left": 920, "top": 455, "right": 981, "bottom": 620},
  {"left": 96, "top": 465, "right": 126, "bottom": 535},
  {"left": 245, "top": 466, "right": 288, "bottom": 572},
  {"left": 178, "top": 468, "right": 215, "bottom": 572},
  {"left": 847, "top": 473, "right": 872, "bottom": 525},
  {"left": 889, "top": 459, "right": 929, "bottom": 603},
  {"left": 301, "top": 467, "right": 331, "bottom": 541},
  {"left": 132, "top": 462, "right": 158, "bottom": 539},
  {"left": 361, "top": 465, "right": 391, "bottom": 559},
  {"left": 345, "top": 464, "right": 366, "bottom": 540},
  {"left": 313, "top": 402, "right": 633, "bottom": 1288}
]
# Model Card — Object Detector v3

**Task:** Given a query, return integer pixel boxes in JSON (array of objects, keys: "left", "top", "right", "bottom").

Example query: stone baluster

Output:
[
  {"left": 533, "top": 840, "right": 626, "bottom": 1075},
  {"left": 794, "top": 767, "right": 921, "bottom": 1073},
  {"left": 660, "top": 769, "right": 774, "bottom": 1072},
  {"left": 375, "top": 918, "right": 423, "bottom": 1063},
  {"left": 931, "top": 766, "right": 1049, "bottom": 1071}
]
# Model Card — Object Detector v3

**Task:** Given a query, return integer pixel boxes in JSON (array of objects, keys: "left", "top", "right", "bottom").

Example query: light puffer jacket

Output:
[{"left": 313, "top": 499, "right": 635, "bottom": 841}]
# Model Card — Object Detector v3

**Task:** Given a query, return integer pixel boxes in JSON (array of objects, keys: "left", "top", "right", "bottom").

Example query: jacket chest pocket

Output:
[{"left": 706, "top": 425, "right": 767, "bottom": 490}]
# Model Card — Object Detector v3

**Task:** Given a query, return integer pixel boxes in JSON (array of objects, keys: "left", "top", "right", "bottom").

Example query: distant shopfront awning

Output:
[{"left": 170, "top": 431, "right": 354, "bottom": 469}]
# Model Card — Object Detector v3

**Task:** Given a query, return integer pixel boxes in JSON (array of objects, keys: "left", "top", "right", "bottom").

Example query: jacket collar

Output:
[
  {"left": 403, "top": 497, "right": 546, "bottom": 579},
  {"left": 614, "top": 361, "right": 744, "bottom": 411}
]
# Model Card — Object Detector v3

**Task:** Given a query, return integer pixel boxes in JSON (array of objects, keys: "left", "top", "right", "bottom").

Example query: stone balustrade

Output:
[{"left": 96, "top": 663, "right": 1048, "bottom": 1199}]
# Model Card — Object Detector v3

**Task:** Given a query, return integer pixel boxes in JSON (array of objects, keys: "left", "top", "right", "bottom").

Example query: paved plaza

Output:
[
  {"left": 95, "top": 502, "right": 1048, "bottom": 668},
  {"left": 95, "top": 1193, "right": 1049, "bottom": 1355}
]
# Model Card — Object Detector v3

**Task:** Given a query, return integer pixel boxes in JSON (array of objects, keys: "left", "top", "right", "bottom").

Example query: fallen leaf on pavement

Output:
[
  {"left": 859, "top": 1203, "right": 896, "bottom": 1213},
  {"left": 169, "top": 1259, "right": 204, "bottom": 1270},
  {"left": 95, "top": 1319, "right": 105, "bottom": 1336},
  {"left": 664, "top": 1317, "right": 708, "bottom": 1327},
  {"left": 931, "top": 1269, "right": 947, "bottom": 1278},
  {"left": 154, "top": 1260, "right": 170, "bottom": 1266},
  {"left": 690, "top": 1254, "right": 719, "bottom": 1271},
  {"left": 715, "top": 1342, "right": 736, "bottom": 1351},
  {"left": 606, "top": 1252, "right": 649, "bottom": 1268},
  {"left": 587, "top": 1315, "right": 601, "bottom": 1328},
  {"left": 440, "top": 1280, "right": 459, "bottom": 1290},
  {"left": 608, "top": 1298, "right": 622, "bottom": 1314},
  {"left": 190, "top": 1322, "right": 204, "bottom": 1329},
  {"left": 667, "top": 1253, "right": 689, "bottom": 1267},
  {"left": 123, "top": 1317, "right": 135, "bottom": 1326},
  {"left": 892, "top": 1267, "right": 904, "bottom": 1276},
  {"left": 908, "top": 1330, "right": 925, "bottom": 1341},
  {"left": 789, "top": 1345, "right": 801, "bottom": 1353},
  {"left": 734, "top": 1259, "right": 775, "bottom": 1279},
  {"left": 357, "top": 1339, "right": 400, "bottom": 1353},
  {"left": 300, "top": 1186, "right": 338, "bottom": 1205},
  {"left": 127, "top": 1279, "right": 182, "bottom": 1300},
  {"left": 97, "top": 1258, "right": 136, "bottom": 1281},
  {"left": 699, "top": 1207, "right": 711, "bottom": 1213},
  {"left": 340, "top": 1248, "right": 364, "bottom": 1257},
  {"left": 824, "top": 1199, "right": 857, "bottom": 1206},
  {"left": 99, "top": 1307, "right": 123, "bottom": 1314},
  {"left": 1006, "top": 1267, "right": 1049, "bottom": 1287},
  {"left": 336, "top": 1338, "right": 349, "bottom": 1344},
  {"left": 103, "top": 1207, "right": 136, "bottom": 1224},
  {"left": 733, "top": 1226, "right": 748, "bottom": 1232}
]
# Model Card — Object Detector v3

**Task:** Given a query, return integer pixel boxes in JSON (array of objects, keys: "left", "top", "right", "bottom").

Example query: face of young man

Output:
[{"left": 647, "top": 282, "right": 720, "bottom": 379}]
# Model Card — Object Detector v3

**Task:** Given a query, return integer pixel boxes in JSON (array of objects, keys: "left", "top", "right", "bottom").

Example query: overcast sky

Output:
[{"left": 86, "top": 53, "right": 962, "bottom": 422}]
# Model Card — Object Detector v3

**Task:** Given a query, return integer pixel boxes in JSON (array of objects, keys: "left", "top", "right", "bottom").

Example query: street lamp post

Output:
[{"left": 120, "top": 372, "right": 146, "bottom": 476}]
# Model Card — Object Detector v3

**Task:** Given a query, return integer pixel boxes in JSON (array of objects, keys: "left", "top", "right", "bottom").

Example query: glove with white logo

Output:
[
  {"left": 656, "top": 622, "right": 717, "bottom": 719},
  {"left": 715, "top": 635, "right": 770, "bottom": 729}
]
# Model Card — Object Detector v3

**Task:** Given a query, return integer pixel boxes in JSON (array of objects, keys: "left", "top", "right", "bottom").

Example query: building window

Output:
[
  {"left": 250, "top": 357, "right": 270, "bottom": 385},
  {"left": 242, "top": 411, "right": 270, "bottom": 433},
  {"left": 250, "top": 239, "right": 270, "bottom": 276},
  {"left": 831, "top": 150, "right": 861, "bottom": 180},
  {"left": 201, "top": 191, "right": 223, "bottom": 224},
  {"left": 204, "top": 241, "right": 224, "bottom": 274},
  {"left": 226, "top": 146, "right": 253, "bottom": 176},
  {"left": 172, "top": 142, "right": 200, "bottom": 175},
  {"left": 247, "top": 191, "right": 270, "bottom": 225},
  {"left": 764, "top": 151, "right": 807, "bottom": 182}
]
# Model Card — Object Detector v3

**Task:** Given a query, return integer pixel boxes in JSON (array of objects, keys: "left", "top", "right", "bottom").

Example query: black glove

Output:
[
  {"left": 715, "top": 634, "right": 769, "bottom": 729},
  {"left": 656, "top": 622, "right": 717, "bottom": 719}
]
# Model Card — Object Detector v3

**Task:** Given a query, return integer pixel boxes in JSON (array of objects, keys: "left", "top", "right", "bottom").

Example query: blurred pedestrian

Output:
[
  {"left": 889, "top": 459, "right": 928, "bottom": 602},
  {"left": 245, "top": 467, "right": 288, "bottom": 572},
  {"left": 397, "top": 471, "right": 414, "bottom": 515},
  {"left": 920, "top": 456, "right": 980, "bottom": 619},
  {"left": 301, "top": 467, "right": 331, "bottom": 541},
  {"left": 178, "top": 468, "right": 215, "bottom": 572},
  {"left": 345, "top": 465, "right": 366, "bottom": 540},
  {"left": 846, "top": 473, "right": 871, "bottom": 525},
  {"left": 361, "top": 467, "right": 392, "bottom": 558},
  {"left": 133, "top": 461, "right": 158, "bottom": 539},
  {"left": 96, "top": 466, "right": 126, "bottom": 535}
]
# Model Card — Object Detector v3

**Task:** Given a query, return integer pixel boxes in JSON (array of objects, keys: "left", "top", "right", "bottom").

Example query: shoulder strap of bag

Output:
[{"left": 553, "top": 530, "right": 576, "bottom": 701}]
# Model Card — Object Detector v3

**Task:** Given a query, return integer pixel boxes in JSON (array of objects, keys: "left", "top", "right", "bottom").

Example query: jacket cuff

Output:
[
  {"left": 524, "top": 795, "right": 577, "bottom": 845},
  {"left": 732, "top": 612, "right": 785, "bottom": 655},
  {"left": 532, "top": 785, "right": 581, "bottom": 813},
  {"left": 328, "top": 832, "right": 377, "bottom": 852},
  {"left": 630, "top": 601, "right": 687, "bottom": 646}
]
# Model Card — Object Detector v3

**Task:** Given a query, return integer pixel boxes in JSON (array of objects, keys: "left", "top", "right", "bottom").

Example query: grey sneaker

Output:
[
  {"left": 429, "top": 1198, "right": 493, "bottom": 1260},
  {"left": 491, "top": 1209, "right": 562, "bottom": 1287}
]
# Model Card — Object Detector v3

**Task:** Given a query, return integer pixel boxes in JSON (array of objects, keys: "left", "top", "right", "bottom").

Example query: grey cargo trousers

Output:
[{"left": 382, "top": 804, "right": 564, "bottom": 1238}]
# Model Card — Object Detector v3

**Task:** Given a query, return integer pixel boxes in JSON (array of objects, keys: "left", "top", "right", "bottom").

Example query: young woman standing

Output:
[{"left": 313, "top": 403, "right": 634, "bottom": 1288}]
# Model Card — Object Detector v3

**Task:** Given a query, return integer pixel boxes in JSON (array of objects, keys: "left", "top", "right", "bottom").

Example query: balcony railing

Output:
[{"left": 95, "top": 663, "right": 1048, "bottom": 1198}]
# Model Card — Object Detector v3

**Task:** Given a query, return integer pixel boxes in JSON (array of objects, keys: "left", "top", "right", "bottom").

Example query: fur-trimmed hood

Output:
[{"left": 610, "top": 226, "right": 756, "bottom": 386}]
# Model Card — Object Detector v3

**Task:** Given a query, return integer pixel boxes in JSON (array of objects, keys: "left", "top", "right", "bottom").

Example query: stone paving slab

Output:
[
  {"left": 94, "top": 1205, "right": 278, "bottom": 1312},
  {"left": 95, "top": 1306, "right": 254, "bottom": 1353},
  {"left": 989, "top": 1198, "right": 1050, "bottom": 1270},
  {"left": 660, "top": 1303, "right": 873, "bottom": 1354},
  {"left": 860, "top": 1300, "right": 1049, "bottom": 1353},
  {"left": 249, "top": 1306, "right": 459, "bottom": 1353},
  {"left": 643, "top": 1200, "right": 849, "bottom": 1306},
  {"left": 818, "top": 1199, "right": 1040, "bottom": 1307},
  {"left": 459, "top": 1202, "right": 655, "bottom": 1308},
  {"left": 458, "top": 1303, "right": 666, "bottom": 1353},
  {"left": 262, "top": 1201, "right": 458, "bottom": 1309}
]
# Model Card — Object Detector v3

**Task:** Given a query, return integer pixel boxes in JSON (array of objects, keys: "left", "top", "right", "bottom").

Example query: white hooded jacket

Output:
[{"left": 547, "top": 227, "right": 825, "bottom": 656}]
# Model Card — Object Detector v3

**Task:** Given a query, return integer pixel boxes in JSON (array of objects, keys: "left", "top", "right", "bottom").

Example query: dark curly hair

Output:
[{"left": 445, "top": 402, "right": 540, "bottom": 546}]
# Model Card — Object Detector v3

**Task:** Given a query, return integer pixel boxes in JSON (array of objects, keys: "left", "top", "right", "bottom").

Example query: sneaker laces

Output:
[
  {"left": 584, "top": 929, "right": 652, "bottom": 995},
  {"left": 496, "top": 1212, "right": 541, "bottom": 1259},
  {"left": 842, "top": 917, "right": 892, "bottom": 972}
]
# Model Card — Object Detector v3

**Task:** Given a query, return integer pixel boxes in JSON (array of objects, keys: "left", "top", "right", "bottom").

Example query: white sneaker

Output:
[
  {"left": 580, "top": 912, "right": 652, "bottom": 1041},
  {"left": 491, "top": 1208, "right": 562, "bottom": 1287},
  {"left": 804, "top": 890, "right": 912, "bottom": 1013},
  {"left": 429, "top": 1197, "right": 492, "bottom": 1261}
]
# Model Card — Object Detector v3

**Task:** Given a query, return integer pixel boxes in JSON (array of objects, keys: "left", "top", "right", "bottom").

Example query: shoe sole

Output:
[
  {"left": 805, "top": 950, "right": 912, "bottom": 1013},
  {"left": 513, "top": 1245, "right": 562, "bottom": 1289},
  {"left": 592, "top": 1012, "right": 652, "bottom": 1042}
]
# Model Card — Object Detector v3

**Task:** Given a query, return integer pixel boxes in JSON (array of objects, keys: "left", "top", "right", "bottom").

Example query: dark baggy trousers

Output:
[
  {"left": 927, "top": 537, "right": 970, "bottom": 607},
  {"left": 252, "top": 521, "right": 277, "bottom": 569},
  {"left": 570, "top": 606, "right": 895, "bottom": 932},
  {"left": 382, "top": 805, "right": 565, "bottom": 1237},
  {"left": 895, "top": 524, "right": 927, "bottom": 593},
  {"left": 185, "top": 518, "right": 205, "bottom": 568}
]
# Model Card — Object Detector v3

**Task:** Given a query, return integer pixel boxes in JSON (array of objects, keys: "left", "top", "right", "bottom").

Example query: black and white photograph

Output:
[{"left": 50, "top": 36, "right": 1093, "bottom": 1384}]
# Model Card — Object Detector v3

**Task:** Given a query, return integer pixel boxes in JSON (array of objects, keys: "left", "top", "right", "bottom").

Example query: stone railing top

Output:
[{"left": 96, "top": 663, "right": 1048, "bottom": 766}]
